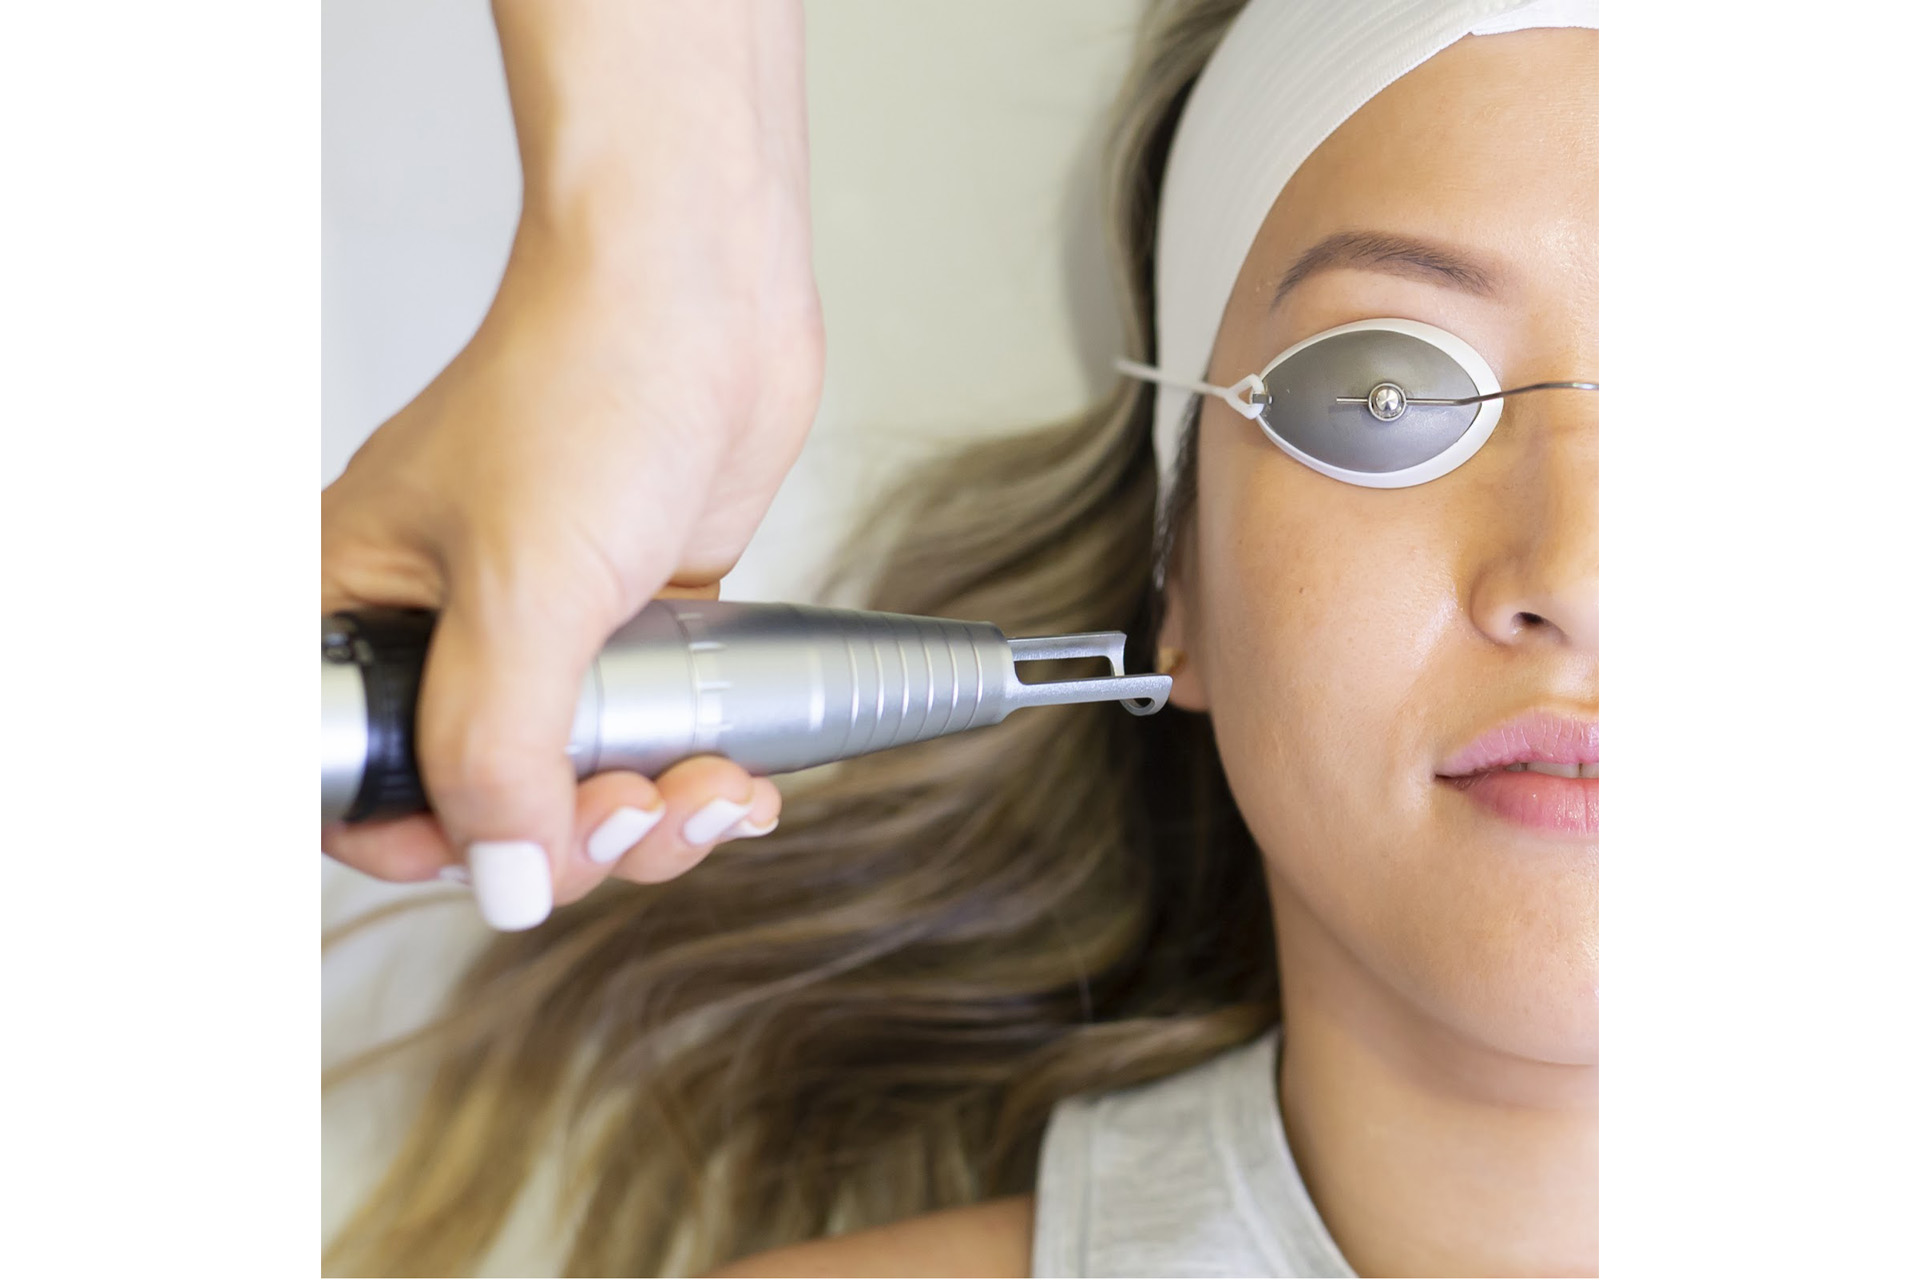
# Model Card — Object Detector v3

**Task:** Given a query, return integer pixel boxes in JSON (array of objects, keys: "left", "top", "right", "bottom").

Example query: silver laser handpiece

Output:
[{"left": 321, "top": 599, "right": 1172, "bottom": 824}]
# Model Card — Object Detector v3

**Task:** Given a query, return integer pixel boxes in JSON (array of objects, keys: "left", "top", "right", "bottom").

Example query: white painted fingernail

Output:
[
  {"left": 467, "top": 841, "right": 552, "bottom": 931},
  {"left": 437, "top": 865, "right": 471, "bottom": 886},
  {"left": 682, "top": 798, "right": 751, "bottom": 846},
  {"left": 721, "top": 815, "right": 779, "bottom": 840},
  {"left": 587, "top": 805, "right": 666, "bottom": 864}
]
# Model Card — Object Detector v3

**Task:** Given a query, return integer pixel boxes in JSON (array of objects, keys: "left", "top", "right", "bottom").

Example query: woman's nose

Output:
[{"left": 1464, "top": 397, "right": 1598, "bottom": 656}]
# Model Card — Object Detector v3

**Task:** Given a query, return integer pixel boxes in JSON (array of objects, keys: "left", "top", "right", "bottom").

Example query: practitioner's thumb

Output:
[{"left": 414, "top": 583, "right": 605, "bottom": 931}]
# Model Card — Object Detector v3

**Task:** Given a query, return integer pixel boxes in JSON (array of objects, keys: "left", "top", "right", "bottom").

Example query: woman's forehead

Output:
[{"left": 1238, "top": 29, "right": 1596, "bottom": 313}]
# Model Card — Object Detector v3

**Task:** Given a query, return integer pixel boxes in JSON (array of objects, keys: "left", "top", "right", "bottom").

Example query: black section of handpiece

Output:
[{"left": 327, "top": 608, "right": 437, "bottom": 822}]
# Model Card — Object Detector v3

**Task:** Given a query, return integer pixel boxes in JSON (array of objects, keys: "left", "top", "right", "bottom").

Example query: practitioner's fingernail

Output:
[
  {"left": 682, "top": 798, "right": 751, "bottom": 846},
  {"left": 721, "top": 815, "right": 779, "bottom": 841},
  {"left": 587, "top": 805, "right": 666, "bottom": 864},
  {"left": 437, "top": 865, "right": 471, "bottom": 886},
  {"left": 467, "top": 841, "right": 552, "bottom": 931}
]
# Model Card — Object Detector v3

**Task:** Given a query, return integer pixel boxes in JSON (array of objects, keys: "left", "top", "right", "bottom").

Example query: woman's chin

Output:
[
  {"left": 1388, "top": 861, "right": 1598, "bottom": 1071},
  {"left": 1429, "top": 938, "right": 1599, "bottom": 1071}
]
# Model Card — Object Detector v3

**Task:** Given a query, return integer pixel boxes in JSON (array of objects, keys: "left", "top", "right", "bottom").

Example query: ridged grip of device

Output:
[
  {"left": 806, "top": 607, "right": 1013, "bottom": 766},
  {"left": 332, "top": 609, "right": 434, "bottom": 821}
]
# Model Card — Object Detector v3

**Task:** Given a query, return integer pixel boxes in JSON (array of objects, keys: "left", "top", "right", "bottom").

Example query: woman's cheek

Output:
[{"left": 1207, "top": 485, "right": 1451, "bottom": 783}]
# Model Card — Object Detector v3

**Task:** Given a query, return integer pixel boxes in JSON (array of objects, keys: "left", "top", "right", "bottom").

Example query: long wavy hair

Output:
[{"left": 323, "top": 2, "right": 1268, "bottom": 1273}]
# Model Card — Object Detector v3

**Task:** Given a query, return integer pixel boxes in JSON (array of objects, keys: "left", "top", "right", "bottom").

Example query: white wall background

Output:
[
  {"left": 324, "top": 0, "right": 1146, "bottom": 602},
  {"left": 322, "top": 4, "right": 1147, "bottom": 1268}
]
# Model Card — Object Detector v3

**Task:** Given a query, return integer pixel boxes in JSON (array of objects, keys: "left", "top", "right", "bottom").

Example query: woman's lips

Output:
[
  {"left": 1437, "top": 712, "right": 1599, "bottom": 837},
  {"left": 1440, "top": 769, "right": 1598, "bottom": 836}
]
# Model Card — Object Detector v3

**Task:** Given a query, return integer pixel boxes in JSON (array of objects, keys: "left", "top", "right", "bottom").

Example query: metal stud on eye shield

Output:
[{"left": 1116, "top": 317, "right": 1598, "bottom": 489}]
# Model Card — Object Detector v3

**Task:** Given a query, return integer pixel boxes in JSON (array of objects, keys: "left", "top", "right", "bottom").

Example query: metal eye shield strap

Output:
[
  {"left": 1115, "top": 357, "right": 1598, "bottom": 423},
  {"left": 1332, "top": 379, "right": 1599, "bottom": 421}
]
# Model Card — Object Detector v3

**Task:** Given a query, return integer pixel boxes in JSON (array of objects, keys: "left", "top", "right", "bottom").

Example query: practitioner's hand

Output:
[{"left": 321, "top": 1, "right": 819, "bottom": 930}]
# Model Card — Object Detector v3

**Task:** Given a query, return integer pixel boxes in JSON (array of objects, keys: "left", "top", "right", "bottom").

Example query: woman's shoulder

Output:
[{"left": 708, "top": 1193, "right": 1035, "bottom": 1278}]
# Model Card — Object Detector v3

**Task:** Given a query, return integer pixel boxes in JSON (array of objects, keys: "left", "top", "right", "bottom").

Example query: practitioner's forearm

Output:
[{"left": 489, "top": 0, "right": 811, "bottom": 261}]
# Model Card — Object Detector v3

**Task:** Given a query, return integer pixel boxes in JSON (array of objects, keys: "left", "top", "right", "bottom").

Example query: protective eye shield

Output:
[
  {"left": 1142, "top": 0, "right": 1599, "bottom": 503},
  {"left": 1118, "top": 318, "right": 1597, "bottom": 489}
]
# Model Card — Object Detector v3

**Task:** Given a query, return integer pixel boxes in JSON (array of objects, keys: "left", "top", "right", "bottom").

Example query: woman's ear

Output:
[{"left": 1156, "top": 576, "right": 1211, "bottom": 712}]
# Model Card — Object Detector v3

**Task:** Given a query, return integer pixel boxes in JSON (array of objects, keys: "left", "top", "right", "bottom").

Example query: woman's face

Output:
[{"left": 1165, "top": 29, "right": 1599, "bottom": 1066}]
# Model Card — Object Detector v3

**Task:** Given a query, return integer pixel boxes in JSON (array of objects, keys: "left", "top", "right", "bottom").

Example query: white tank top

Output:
[{"left": 1030, "top": 1028, "right": 1356, "bottom": 1278}]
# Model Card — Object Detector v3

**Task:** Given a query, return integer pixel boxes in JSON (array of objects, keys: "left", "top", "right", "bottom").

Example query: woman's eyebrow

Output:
[{"left": 1269, "top": 230, "right": 1501, "bottom": 310}]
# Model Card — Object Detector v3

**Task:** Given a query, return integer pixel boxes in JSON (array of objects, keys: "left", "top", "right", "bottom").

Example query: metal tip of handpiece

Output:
[{"left": 1004, "top": 632, "right": 1172, "bottom": 716}]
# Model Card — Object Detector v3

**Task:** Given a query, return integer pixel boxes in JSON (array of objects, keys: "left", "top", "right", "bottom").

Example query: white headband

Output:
[{"left": 1147, "top": 0, "right": 1601, "bottom": 502}]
